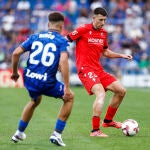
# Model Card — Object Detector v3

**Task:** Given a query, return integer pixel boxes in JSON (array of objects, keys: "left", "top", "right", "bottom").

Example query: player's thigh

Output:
[
  {"left": 91, "top": 83, "right": 105, "bottom": 96},
  {"left": 44, "top": 81, "right": 64, "bottom": 98},
  {"left": 78, "top": 68, "right": 101, "bottom": 95},
  {"left": 106, "top": 80, "right": 126, "bottom": 95},
  {"left": 27, "top": 89, "right": 42, "bottom": 102}
]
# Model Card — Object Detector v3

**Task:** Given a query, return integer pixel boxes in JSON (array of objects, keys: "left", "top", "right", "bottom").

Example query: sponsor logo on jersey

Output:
[
  {"left": 26, "top": 69, "right": 47, "bottom": 81},
  {"left": 88, "top": 38, "right": 104, "bottom": 44}
]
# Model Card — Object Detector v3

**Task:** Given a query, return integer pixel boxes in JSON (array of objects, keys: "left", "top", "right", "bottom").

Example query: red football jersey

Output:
[{"left": 67, "top": 23, "right": 108, "bottom": 71}]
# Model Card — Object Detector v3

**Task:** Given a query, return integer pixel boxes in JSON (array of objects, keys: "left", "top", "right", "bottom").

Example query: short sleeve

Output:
[
  {"left": 21, "top": 35, "right": 33, "bottom": 51},
  {"left": 67, "top": 25, "right": 86, "bottom": 42}
]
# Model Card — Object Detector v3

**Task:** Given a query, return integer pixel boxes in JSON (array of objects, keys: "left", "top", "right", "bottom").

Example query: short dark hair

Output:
[
  {"left": 94, "top": 7, "right": 108, "bottom": 16},
  {"left": 48, "top": 12, "right": 64, "bottom": 22}
]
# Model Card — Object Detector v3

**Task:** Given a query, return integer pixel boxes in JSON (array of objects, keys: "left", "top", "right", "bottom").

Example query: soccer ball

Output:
[{"left": 121, "top": 119, "right": 139, "bottom": 136}]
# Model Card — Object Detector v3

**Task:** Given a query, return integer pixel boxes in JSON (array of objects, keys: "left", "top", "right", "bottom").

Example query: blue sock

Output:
[
  {"left": 55, "top": 119, "right": 66, "bottom": 134},
  {"left": 18, "top": 120, "right": 28, "bottom": 132}
]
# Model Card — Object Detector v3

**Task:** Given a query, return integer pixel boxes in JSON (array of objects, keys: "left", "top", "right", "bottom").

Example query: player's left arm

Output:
[
  {"left": 59, "top": 51, "right": 74, "bottom": 100},
  {"left": 102, "top": 48, "right": 132, "bottom": 61},
  {"left": 11, "top": 46, "right": 25, "bottom": 82}
]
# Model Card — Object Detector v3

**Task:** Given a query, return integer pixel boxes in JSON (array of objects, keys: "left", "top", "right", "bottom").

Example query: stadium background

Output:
[{"left": 0, "top": 0, "right": 150, "bottom": 87}]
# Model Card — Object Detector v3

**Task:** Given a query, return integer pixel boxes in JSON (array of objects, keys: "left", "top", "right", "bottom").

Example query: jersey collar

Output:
[
  {"left": 48, "top": 29, "right": 60, "bottom": 33},
  {"left": 92, "top": 23, "right": 102, "bottom": 31}
]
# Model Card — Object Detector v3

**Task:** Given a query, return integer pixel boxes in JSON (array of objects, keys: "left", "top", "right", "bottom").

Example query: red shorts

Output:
[{"left": 78, "top": 67, "right": 116, "bottom": 95}]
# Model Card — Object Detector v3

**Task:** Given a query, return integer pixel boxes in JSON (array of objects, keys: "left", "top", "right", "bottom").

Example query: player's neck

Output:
[
  {"left": 48, "top": 22, "right": 62, "bottom": 33},
  {"left": 49, "top": 28, "right": 61, "bottom": 33},
  {"left": 92, "top": 23, "right": 102, "bottom": 30}
]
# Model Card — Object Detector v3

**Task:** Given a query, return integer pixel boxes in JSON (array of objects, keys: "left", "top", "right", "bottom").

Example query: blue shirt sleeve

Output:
[
  {"left": 59, "top": 38, "right": 69, "bottom": 52},
  {"left": 21, "top": 35, "right": 33, "bottom": 52}
]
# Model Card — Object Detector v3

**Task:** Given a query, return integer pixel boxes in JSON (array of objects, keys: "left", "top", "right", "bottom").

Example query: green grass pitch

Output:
[{"left": 0, "top": 87, "right": 150, "bottom": 150}]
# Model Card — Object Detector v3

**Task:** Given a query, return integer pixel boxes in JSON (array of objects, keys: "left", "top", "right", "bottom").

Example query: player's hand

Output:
[
  {"left": 11, "top": 73, "right": 20, "bottom": 82},
  {"left": 122, "top": 54, "right": 133, "bottom": 61},
  {"left": 63, "top": 87, "right": 74, "bottom": 101}
]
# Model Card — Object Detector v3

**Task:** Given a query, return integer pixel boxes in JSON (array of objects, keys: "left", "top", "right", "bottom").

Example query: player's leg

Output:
[
  {"left": 50, "top": 96, "right": 74, "bottom": 146},
  {"left": 78, "top": 68, "right": 108, "bottom": 137},
  {"left": 102, "top": 80, "right": 126, "bottom": 128},
  {"left": 12, "top": 91, "right": 42, "bottom": 143},
  {"left": 107, "top": 80, "right": 126, "bottom": 108},
  {"left": 90, "top": 83, "right": 108, "bottom": 137},
  {"left": 21, "top": 95, "right": 42, "bottom": 121},
  {"left": 49, "top": 82, "right": 74, "bottom": 146}
]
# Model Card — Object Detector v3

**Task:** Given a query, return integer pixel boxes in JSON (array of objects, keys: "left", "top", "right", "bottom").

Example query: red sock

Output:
[
  {"left": 104, "top": 106, "right": 118, "bottom": 121},
  {"left": 92, "top": 116, "right": 100, "bottom": 131}
]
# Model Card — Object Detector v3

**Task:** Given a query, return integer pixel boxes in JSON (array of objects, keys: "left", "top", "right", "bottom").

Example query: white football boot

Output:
[
  {"left": 11, "top": 130, "right": 26, "bottom": 143},
  {"left": 50, "top": 131, "right": 66, "bottom": 147}
]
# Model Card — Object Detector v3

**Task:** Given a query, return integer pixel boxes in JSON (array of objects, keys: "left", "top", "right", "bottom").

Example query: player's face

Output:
[{"left": 93, "top": 14, "right": 106, "bottom": 29}]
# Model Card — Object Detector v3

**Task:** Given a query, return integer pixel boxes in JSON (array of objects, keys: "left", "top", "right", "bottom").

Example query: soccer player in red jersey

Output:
[{"left": 67, "top": 7, "right": 132, "bottom": 137}]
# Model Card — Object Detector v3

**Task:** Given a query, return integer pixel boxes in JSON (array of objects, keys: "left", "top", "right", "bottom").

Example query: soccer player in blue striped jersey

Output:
[{"left": 11, "top": 12, "right": 74, "bottom": 147}]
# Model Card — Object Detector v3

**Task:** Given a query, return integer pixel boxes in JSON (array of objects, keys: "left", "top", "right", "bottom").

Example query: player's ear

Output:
[
  {"left": 48, "top": 22, "right": 50, "bottom": 28},
  {"left": 59, "top": 21, "right": 64, "bottom": 31}
]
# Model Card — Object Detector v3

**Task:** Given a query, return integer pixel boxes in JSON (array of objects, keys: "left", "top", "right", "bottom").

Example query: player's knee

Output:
[
  {"left": 63, "top": 93, "right": 74, "bottom": 103},
  {"left": 72, "top": 92, "right": 75, "bottom": 100},
  {"left": 31, "top": 96, "right": 42, "bottom": 107},
  {"left": 119, "top": 87, "right": 126, "bottom": 97},
  {"left": 68, "top": 94, "right": 74, "bottom": 103},
  {"left": 98, "top": 92, "right": 106, "bottom": 99}
]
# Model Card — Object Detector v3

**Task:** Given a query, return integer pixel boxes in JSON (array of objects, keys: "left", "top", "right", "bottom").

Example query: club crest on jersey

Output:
[
  {"left": 26, "top": 69, "right": 47, "bottom": 81},
  {"left": 89, "top": 31, "right": 92, "bottom": 35},
  {"left": 100, "top": 32, "right": 103, "bottom": 36}
]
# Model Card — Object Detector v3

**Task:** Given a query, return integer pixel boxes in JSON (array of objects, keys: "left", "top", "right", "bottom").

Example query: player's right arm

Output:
[
  {"left": 11, "top": 35, "right": 33, "bottom": 82},
  {"left": 11, "top": 46, "right": 25, "bottom": 82},
  {"left": 67, "top": 25, "right": 86, "bottom": 42}
]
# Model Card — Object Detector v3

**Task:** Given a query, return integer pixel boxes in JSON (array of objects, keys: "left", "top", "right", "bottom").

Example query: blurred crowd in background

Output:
[{"left": 0, "top": 0, "right": 150, "bottom": 79}]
